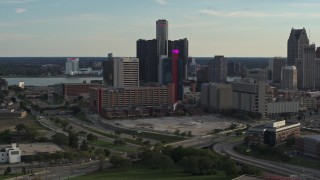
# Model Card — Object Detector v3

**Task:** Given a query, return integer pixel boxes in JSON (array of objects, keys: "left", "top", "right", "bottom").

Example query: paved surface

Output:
[
  {"left": 213, "top": 141, "right": 320, "bottom": 178},
  {"left": 116, "top": 115, "right": 240, "bottom": 136},
  {"left": 7, "top": 160, "right": 110, "bottom": 180}
]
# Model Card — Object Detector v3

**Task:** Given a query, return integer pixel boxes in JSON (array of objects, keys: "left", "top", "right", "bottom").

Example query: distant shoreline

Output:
[{"left": 0, "top": 75, "right": 102, "bottom": 78}]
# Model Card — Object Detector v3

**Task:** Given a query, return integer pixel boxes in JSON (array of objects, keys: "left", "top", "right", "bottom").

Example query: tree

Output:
[
  {"left": 94, "top": 148, "right": 105, "bottom": 158},
  {"left": 15, "top": 124, "right": 26, "bottom": 133},
  {"left": 52, "top": 133, "right": 69, "bottom": 146},
  {"left": 104, "top": 149, "right": 111, "bottom": 157},
  {"left": 110, "top": 155, "right": 132, "bottom": 169},
  {"left": 69, "top": 133, "right": 79, "bottom": 149},
  {"left": 158, "top": 155, "right": 174, "bottom": 173},
  {"left": 240, "top": 165, "right": 262, "bottom": 176},
  {"left": 80, "top": 140, "right": 89, "bottom": 151},
  {"left": 86, "top": 133, "right": 98, "bottom": 142},
  {"left": 25, "top": 126, "right": 38, "bottom": 141}
]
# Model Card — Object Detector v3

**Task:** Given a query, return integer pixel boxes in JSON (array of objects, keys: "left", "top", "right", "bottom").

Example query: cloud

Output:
[
  {"left": 15, "top": 8, "right": 27, "bottom": 14},
  {"left": 153, "top": 0, "right": 167, "bottom": 5},
  {"left": 199, "top": 9, "right": 320, "bottom": 18},
  {"left": 0, "top": 33, "right": 33, "bottom": 41},
  {"left": 0, "top": 0, "right": 36, "bottom": 3}
]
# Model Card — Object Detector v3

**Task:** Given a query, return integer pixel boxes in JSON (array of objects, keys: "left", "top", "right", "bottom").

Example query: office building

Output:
[
  {"left": 296, "top": 44, "right": 316, "bottom": 90},
  {"left": 168, "top": 38, "right": 189, "bottom": 79},
  {"left": 160, "top": 50, "right": 184, "bottom": 101},
  {"left": 227, "top": 61, "right": 243, "bottom": 77},
  {"left": 247, "top": 68, "right": 270, "bottom": 83},
  {"left": 269, "top": 57, "right": 286, "bottom": 84},
  {"left": 296, "top": 135, "right": 320, "bottom": 158},
  {"left": 232, "top": 79, "right": 266, "bottom": 118},
  {"left": 287, "top": 28, "right": 309, "bottom": 66},
  {"left": 156, "top": 19, "right": 168, "bottom": 56},
  {"left": 246, "top": 120, "right": 300, "bottom": 146},
  {"left": 281, "top": 66, "right": 297, "bottom": 90},
  {"left": 200, "top": 83, "right": 232, "bottom": 112},
  {"left": 208, "top": 56, "right": 228, "bottom": 83},
  {"left": 103, "top": 56, "right": 139, "bottom": 87},
  {"left": 89, "top": 85, "right": 175, "bottom": 113},
  {"left": 65, "top": 58, "right": 79, "bottom": 75},
  {"left": 137, "top": 20, "right": 189, "bottom": 83}
]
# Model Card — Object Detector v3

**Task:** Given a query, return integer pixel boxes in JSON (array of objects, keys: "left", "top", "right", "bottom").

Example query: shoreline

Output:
[{"left": 1, "top": 76, "right": 103, "bottom": 78}]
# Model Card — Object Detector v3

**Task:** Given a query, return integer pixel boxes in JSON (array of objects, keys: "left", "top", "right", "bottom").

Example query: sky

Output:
[{"left": 1, "top": 0, "right": 320, "bottom": 57}]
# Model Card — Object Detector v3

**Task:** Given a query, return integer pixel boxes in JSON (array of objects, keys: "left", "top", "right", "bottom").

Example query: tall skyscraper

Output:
[
  {"left": 281, "top": 66, "right": 297, "bottom": 90},
  {"left": 156, "top": 19, "right": 168, "bottom": 56},
  {"left": 270, "top": 57, "right": 286, "bottom": 84},
  {"left": 161, "top": 50, "right": 184, "bottom": 101},
  {"left": 136, "top": 39, "right": 159, "bottom": 82},
  {"left": 168, "top": 38, "right": 189, "bottom": 79},
  {"left": 208, "top": 56, "right": 228, "bottom": 83},
  {"left": 103, "top": 56, "right": 139, "bottom": 87},
  {"left": 296, "top": 44, "right": 316, "bottom": 90},
  {"left": 287, "top": 28, "right": 309, "bottom": 66},
  {"left": 137, "top": 20, "right": 188, "bottom": 83}
]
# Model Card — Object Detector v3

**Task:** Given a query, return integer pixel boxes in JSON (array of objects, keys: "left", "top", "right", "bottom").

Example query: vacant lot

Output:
[
  {"left": 0, "top": 115, "right": 51, "bottom": 136},
  {"left": 116, "top": 115, "right": 238, "bottom": 136}
]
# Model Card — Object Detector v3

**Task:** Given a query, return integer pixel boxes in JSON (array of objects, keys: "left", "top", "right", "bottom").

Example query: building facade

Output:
[
  {"left": 89, "top": 85, "right": 175, "bottom": 113},
  {"left": 232, "top": 79, "right": 266, "bottom": 118},
  {"left": 65, "top": 58, "right": 79, "bottom": 75},
  {"left": 103, "top": 57, "right": 139, "bottom": 87},
  {"left": 160, "top": 50, "right": 184, "bottom": 101},
  {"left": 168, "top": 38, "right": 189, "bottom": 79},
  {"left": 0, "top": 144, "right": 21, "bottom": 164},
  {"left": 281, "top": 66, "right": 297, "bottom": 90},
  {"left": 270, "top": 57, "right": 286, "bottom": 84},
  {"left": 296, "top": 135, "right": 320, "bottom": 158},
  {"left": 287, "top": 28, "right": 309, "bottom": 66},
  {"left": 247, "top": 120, "right": 300, "bottom": 146},
  {"left": 156, "top": 19, "right": 168, "bottom": 56},
  {"left": 296, "top": 44, "right": 316, "bottom": 90},
  {"left": 200, "top": 83, "right": 232, "bottom": 112},
  {"left": 208, "top": 56, "right": 228, "bottom": 83}
]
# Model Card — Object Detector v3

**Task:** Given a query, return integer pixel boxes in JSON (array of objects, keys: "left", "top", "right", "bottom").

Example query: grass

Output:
[
  {"left": 75, "top": 112, "right": 92, "bottom": 124},
  {"left": 234, "top": 144, "right": 320, "bottom": 170},
  {"left": 92, "top": 140, "right": 139, "bottom": 152},
  {"left": 71, "top": 166, "right": 228, "bottom": 180},
  {"left": 0, "top": 173, "right": 22, "bottom": 180}
]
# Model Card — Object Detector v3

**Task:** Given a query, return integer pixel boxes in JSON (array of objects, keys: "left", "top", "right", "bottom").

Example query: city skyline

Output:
[{"left": 1, "top": 0, "right": 320, "bottom": 57}]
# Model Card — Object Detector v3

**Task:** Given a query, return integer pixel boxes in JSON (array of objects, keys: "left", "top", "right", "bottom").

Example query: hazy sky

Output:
[{"left": 1, "top": 0, "right": 320, "bottom": 57}]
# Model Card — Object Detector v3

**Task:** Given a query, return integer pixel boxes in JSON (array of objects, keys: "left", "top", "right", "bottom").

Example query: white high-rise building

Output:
[
  {"left": 281, "top": 66, "right": 297, "bottom": 90},
  {"left": 65, "top": 58, "right": 79, "bottom": 75}
]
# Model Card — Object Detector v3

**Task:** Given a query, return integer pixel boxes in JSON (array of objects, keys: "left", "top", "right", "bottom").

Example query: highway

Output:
[
  {"left": 213, "top": 141, "right": 320, "bottom": 178},
  {"left": 8, "top": 160, "right": 111, "bottom": 180}
]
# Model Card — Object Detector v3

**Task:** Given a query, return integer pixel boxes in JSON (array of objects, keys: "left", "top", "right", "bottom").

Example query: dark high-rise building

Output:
[
  {"left": 161, "top": 50, "right": 184, "bottom": 101},
  {"left": 287, "top": 28, "right": 309, "bottom": 66},
  {"left": 168, "top": 38, "right": 189, "bottom": 79},
  {"left": 270, "top": 57, "right": 286, "bottom": 84},
  {"left": 156, "top": 19, "right": 168, "bottom": 56},
  {"left": 316, "top": 47, "right": 320, "bottom": 58},
  {"left": 136, "top": 39, "right": 159, "bottom": 83},
  {"left": 208, "top": 56, "right": 228, "bottom": 83},
  {"left": 137, "top": 20, "right": 188, "bottom": 83}
]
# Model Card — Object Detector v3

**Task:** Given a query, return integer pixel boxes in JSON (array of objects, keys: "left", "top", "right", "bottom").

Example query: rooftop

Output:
[{"left": 303, "top": 135, "right": 320, "bottom": 142}]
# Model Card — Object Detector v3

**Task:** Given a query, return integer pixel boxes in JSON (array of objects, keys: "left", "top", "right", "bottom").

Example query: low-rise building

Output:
[
  {"left": 266, "top": 101, "right": 299, "bottom": 116},
  {"left": 89, "top": 84, "right": 175, "bottom": 114},
  {"left": 296, "top": 135, "right": 320, "bottom": 158},
  {"left": 0, "top": 143, "right": 21, "bottom": 164},
  {"left": 64, "top": 83, "right": 103, "bottom": 99},
  {"left": 246, "top": 120, "right": 300, "bottom": 146}
]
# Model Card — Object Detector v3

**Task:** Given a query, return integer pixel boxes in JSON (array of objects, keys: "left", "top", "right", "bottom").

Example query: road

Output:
[
  {"left": 8, "top": 160, "right": 111, "bottom": 180},
  {"left": 213, "top": 141, "right": 320, "bottom": 178}
]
